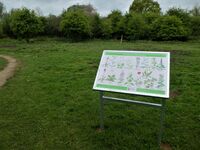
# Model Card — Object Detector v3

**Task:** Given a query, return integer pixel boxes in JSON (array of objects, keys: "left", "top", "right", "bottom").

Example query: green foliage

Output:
[
  {"left": 190, "top": 16, "right": 200, "bottom": 36},
  {"left": 10, "top": 8, "right": 41, "bottom": 42},
  {"left": 67, "top": 4, "right": 96, "bottom": 16},
  {"left": 0, "top": 1, "right": 5, "bottom": 19},
  {"left": 129, "top": 0, "right": 161, "bottom": 14},
  {"left": 37, "top": 16, "right": 47, "bottom": 36},
  {"left": 166, "top": 7, "right": 191, "bottom": 28},
  {"left": 107, "top": 10, "right": 124, "bottom": 38},
  {"left": 142, "top": 13, "right": 160, "bottom": 39},
  {"left": 60, "top": 10, "right": 91, "bottom": 41},
  {"left": 125, "top": 13, "right": 147, "bottom": 40},
  {"left": 45, "top": 15, "right": 62, "bottom": 36},
  {"left": 101, "top": 18, "right": 112, "bottom": 39},
  {"left": 1, "top": 13, "right": 13, "bottom": 37},
  {"left": 151, "top": 16, "right": 190, "bottom": 41},
  {"left": 91, "top": 14, "right": 103, "bottom": 39},
  {"left": 0, "top": 22, "right": 3, "bottom": 38}
]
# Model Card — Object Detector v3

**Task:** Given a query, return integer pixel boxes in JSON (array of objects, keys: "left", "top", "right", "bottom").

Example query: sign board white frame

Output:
[{"left": 93, "top": 50, "right": 170, "bottom": 98}]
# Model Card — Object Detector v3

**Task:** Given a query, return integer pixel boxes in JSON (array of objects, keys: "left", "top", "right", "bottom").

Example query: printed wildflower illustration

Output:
[
  {"left": 136, "top": 57, "right": 140, "bottom": 68},
  {"left": 98, "top": 75, "right": 106, "bottom": 82},
  {"left": 142, "top": 69, "right": 153, "bottom": 79},
  {"left": 117, "top": 63, "right": 125, "bottom": 69},
  {"left": 157, "top": 74, "right": 165, "bottom": 88},
  {"left": 125, "top": 74, "right": 134, "bottom": 86},
  {"left": 151, "top": 58, "right": 157, "bottom": 69},
  {"left": 141, "top": 58, "right": 149, "bottom": 68},
  {"left": 134, "top": 78, "right": 143, "bottom": 87},
  {"left": 144, "top": 77, "right": 157, "bottom": 88},
  {"left": 118, "top": 71, "right": 125, "bottom": 83},
  {"left": 107, "top": 74, "right": 116, "bottom": 82},
  {"left": 157, "top": 58, "right": 165, "bottom": 70}
]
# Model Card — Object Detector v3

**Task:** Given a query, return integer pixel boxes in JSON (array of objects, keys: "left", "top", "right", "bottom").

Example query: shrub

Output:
[
  {"left": 190, "top": 16, "right": 200, "bottom": 36},
  {"left": 101, "top": 18, "right": 112, "bottom": 39},
  {"left": 91, "top": 14, "right": 103, "bottom": 39},
  {"left": 125, "top": 13, "right": 148, "bottom": 40},
  {"left": 10, "top": 8, "right": 41, "bottom": 42},
  {"left": 60, "top": 10, "right": 91, "bottom": 41},
  {"left": 151, "top": 16, "right": 190, "bottom": 41}
]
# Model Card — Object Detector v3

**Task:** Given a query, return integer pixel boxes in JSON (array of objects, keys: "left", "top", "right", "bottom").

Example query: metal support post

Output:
[
  {"left": 99, "top": 91, "right": 104, "bottom": 130},
  {"left": 158, "top": 99, "right": 166, "bottom": 145}
]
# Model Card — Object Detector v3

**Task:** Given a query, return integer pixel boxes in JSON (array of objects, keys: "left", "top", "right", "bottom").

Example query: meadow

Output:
[{"left": 0, "top": 38, "right": 199, "bottom": 149}]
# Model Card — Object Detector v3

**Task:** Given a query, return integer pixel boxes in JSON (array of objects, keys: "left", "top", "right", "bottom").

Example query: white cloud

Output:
[{"left": 1, "top": 0, "right": 200, "bottom": 16}]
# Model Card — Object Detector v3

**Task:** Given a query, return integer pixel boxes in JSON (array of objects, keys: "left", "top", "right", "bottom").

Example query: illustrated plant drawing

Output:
[{"left": 106, "top": 74, "right": 116, "bottom": 82}]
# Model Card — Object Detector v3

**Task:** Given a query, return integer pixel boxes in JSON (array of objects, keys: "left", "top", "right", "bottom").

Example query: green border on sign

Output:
[
  {"left": 105, "top": 51, "right": 167, "bottom": 57},
  {"left": 96, "top": 84, "right": 165, "bottom": 95},
  {"left": 136, "top": 88, "right": 165, "bottom": 95},
  {"left": 96, "top": 84, "right": 128, "bottom": 91}
]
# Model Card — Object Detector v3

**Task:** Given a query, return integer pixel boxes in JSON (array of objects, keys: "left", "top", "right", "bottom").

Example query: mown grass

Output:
[
  {"left": 0, "top": 38, "right": 199, "bottom": 149},
  {"left": 0, "top": 57, "right": 7, "bottom": 71}
]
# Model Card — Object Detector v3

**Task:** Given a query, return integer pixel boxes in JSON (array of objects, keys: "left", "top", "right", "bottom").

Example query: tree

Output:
[
  {"left": 101, "top": 18, "right": 112, "bottom": 39},
  {"left": 0, "top": 2, "right": 5, "bottom": 19},
  {"left": 125, "top": 13, "right": 147, "bottom": 40},
  {"left": 129, "top": 0, "right": 161, "bottom": 14},
  {"left": 107, "top": 10, "right": 124, "bottom": 39},
  {"left": 151, "top": 16, "right": 190, "bottom": 41},
  {"left": 10, "top": 8, "right": 41, "bottom": 42},
  {"left": 190, "top": 6, "right": 200, "bottom": 16},
  {"left": 1, "top": 13, "right": 13, "bottom": 37},
  {"left": 166, "top": 7, "right": 191, "bottom": 27},
  {"left": 67, "top": 4, "right": 96, "bottom": 16},
  {"left": 190, "top": 16, "right": 200, "bottom": 36},
  {"left": 91, "top": 13, "right": 103, "bottom": 38},
  {"left": 43, "top": 14, "right": 61, "bottom": 36},
  {"left": 60, "top": 10, "right": 91, "bottom": 41}
]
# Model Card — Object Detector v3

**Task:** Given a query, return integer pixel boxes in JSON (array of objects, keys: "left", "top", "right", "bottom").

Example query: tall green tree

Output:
[
  {"left": 125, "top": 13, "right": 147, "bottom": 40},
  {"left": 60, "top": 10, "right": 91, "bottom": 41},
  {"left": 0, "top": 2, "right": 5, "bottom": 19},
  {"left": 129, "top": 0, "right": 161, "bottom": 14},
  {"left": 107, "top": 10, "right": 124, "bottom": 39},
  {"left": 67, "top": 4, "right": 96, "bottom": 16},
  {"left": 10, "top": 8, "right": 41, "bottom": 42},
  {"left": 91, "top": 13, "right": 103, "bottom": 38}
]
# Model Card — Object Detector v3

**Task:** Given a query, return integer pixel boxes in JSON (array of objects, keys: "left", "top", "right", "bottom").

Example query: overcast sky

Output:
[{"left": 1, "top": 0, "right": 200, "bottom": 16}]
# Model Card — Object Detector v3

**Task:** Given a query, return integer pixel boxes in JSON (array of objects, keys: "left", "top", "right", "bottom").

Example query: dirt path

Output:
[{"left": 0, "top": 55, "right": 18, "bottom": 87}]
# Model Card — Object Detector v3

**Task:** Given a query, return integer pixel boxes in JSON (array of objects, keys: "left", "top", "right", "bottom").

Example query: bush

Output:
[
  {"left": 151, "top": 16, "right": 190, "bottom": 41},
  {"left": 44, "top": 15, "right": 62, "bottom": 37},
  {"left": 2, "top": 13, "right": 13, "bottom": 37},
  {"left": 190, "top": 16, "right": 200, "bottom": 36},
  {"left": 91, "top": 14, "right": 103, "bottom": 39},
  {"left": 101, "top": 18, "right": 112, "bottom": 39},
  {"left": 10, "top": 8, "right": 41, "bottom": 42},
  {"left": 0, "top": 22, "right": 3, "bottom": 38},
  {"left": 125, "top": 13, "right": 148, "bottom": 40},
  {"left": 107, "top": 10, "right": 123, "bottom": 39},
  {"left": 166, "top": 8, "right": 191, "bottom": 28},
  {"left": 60, "top": 10, "right": 91, "bottom": 41}
]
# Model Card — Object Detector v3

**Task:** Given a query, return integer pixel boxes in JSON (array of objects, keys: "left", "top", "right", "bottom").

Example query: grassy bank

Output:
[{"left": 0, "top": 38, "right": 199, "bottom": 149}]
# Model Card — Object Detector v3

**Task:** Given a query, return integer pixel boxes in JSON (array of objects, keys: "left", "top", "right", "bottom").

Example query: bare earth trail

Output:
[{"left": 0, "top": 55, "right": 18, "bottom": 87}]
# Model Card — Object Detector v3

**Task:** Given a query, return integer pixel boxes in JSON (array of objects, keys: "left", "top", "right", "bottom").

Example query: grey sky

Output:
[{"left": 1, "top": 0, "right": 200, "bottom": 16}]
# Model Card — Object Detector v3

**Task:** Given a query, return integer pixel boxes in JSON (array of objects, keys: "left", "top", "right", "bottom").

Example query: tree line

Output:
[{"left": 0, "top": 0, "right": 200, "bottom": 42}]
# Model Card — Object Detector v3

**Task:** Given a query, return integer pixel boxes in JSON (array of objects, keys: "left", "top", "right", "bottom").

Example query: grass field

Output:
[
  {"left": 0, "top": 57, "right": 7, "bottom": 71},
  {"left": 0, "top": 38, "right": 200, "bottom": 149}
]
